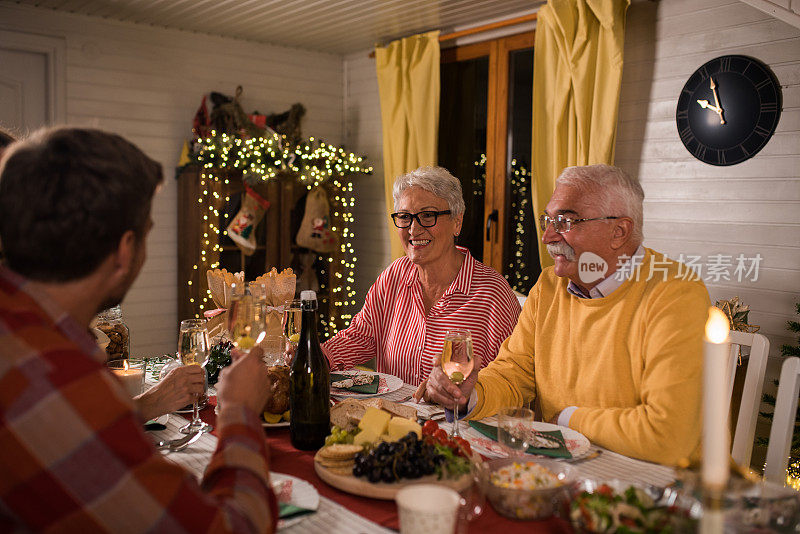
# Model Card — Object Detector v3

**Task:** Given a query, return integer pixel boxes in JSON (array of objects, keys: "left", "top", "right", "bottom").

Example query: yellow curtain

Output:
[
  {"left": 532, "top": 0, "right": 630, "bottom": 269},
  {"left": 375, "top": 31, "right": 440, "bottom": 260}
]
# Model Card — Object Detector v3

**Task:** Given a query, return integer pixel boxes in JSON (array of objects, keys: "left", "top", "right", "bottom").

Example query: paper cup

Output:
[{"left": 396, "top": 484, "right": 461, "bottom": 534}]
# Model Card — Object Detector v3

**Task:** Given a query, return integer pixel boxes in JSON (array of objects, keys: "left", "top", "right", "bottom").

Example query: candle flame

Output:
[
  {"left": 123, "top": 359, "right": 130, "bottom": 371},
  {"left": 705, "top": 307, "right": 730, "bottom": 344}
]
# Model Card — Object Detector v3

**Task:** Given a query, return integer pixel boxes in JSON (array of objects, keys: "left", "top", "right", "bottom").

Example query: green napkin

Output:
[
  {"left": 330, "top": 373, "right": 379, "bottom": 394},
  {"left": 468, "top": 420, "right": 572, "bottom": 459},
  {"left": 279, "top": 502, "right": 315, "bottom": 520}
]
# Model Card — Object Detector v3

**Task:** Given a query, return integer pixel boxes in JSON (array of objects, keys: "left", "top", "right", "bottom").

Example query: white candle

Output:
[
  {"left": 110, "top": 360, "right": 144, "bottom": 397},
  {"left": 702, "top": 307, "right": 730, "bottom": 491}
]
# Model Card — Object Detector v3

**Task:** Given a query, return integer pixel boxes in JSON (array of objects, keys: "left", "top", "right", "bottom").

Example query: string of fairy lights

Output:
[
  {"left": 188, "top": 131, "right": 372, "bottom": 337},
  {"left": 473, "top": 154, "right": 537, "bottom": 295}
]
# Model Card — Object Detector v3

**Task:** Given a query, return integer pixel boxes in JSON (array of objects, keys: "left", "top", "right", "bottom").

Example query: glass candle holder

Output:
[{"left": 108, "top": 358, "right": 145, "bottom": 397}]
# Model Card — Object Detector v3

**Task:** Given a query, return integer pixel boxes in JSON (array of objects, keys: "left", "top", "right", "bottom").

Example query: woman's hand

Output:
[
  {"left": 424, "top": 365, "right": 479, "bottom": 412},
  {"left": 135, "top": 364, "right": 205, "bottom": 421}
]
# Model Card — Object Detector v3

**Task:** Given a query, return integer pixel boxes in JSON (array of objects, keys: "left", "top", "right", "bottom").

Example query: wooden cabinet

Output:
[{"left": 177, "top": 165, "right": 343, "bottom": 336}]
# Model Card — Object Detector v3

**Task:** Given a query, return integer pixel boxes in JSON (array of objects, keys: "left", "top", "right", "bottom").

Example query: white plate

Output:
[
  {"left": 150, "top": 414, "right": 169, "bottom": 426},
  {"left": 462, "top": 420, "right": 592, "bottom": 460},
  {"left": 330, "top": 370, "right": 404, "bottom": 398},
  {"left": 263, "top": 420, "right": 290, "bottom": 428},
  {"left": 271, "top": 472, "right": 319, "bottom": 530}
]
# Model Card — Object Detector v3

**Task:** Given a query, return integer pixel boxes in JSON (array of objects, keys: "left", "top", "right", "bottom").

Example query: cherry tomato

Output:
[
  {"left": 433, "top": 428, "right": 448, "bottom": 442},
  {"left": 453, "top": 437, "right": 472, "bottom": 457},
  {"left": 422, "top": 420, "right": 439, "bottom": 436},
  {"left": 597, "top": 484, "right": 614, "bottom": 498}
]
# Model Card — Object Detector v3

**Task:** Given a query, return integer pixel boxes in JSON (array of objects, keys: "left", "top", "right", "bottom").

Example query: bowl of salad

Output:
[
  {"left": 569, "top": 479, "right": 700, "bottom": 533},
  {"left": 480, "top": 457, "right": 575, "bottom": 520}
]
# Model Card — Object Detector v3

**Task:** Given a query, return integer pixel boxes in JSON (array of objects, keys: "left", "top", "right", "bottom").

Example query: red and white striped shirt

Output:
[{"left": 323, "top": 247, "right": 521, "bottom": 386}]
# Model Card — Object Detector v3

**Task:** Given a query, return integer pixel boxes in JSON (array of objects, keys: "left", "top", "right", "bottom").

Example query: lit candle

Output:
[
  {"left": 702, "top": 307, "right": 730, "bottom": 491},
  {"left": 109, "top": 359, "right": 144, "bottom": 398}
]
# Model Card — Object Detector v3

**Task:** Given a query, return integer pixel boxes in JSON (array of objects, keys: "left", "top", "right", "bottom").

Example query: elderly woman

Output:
[{"left": 322, "top": 166, "right": 520, "bottom": 387}]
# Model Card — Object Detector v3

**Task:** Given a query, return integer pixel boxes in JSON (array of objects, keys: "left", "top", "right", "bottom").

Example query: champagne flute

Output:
[
  {"left": 282, "top": 299, "right": 302, "bottom": 364},
  {"left": 178, "top": 319, "right": 212, "bottom": 434},
  {"left": 441, "top": 329, "right": 474, "bottom": 438},
  {"left": 227, "top": 293, "right": 267, "bottom": 355}
]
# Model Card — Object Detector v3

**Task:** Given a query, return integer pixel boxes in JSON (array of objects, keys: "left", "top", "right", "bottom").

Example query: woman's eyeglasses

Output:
[{"left": 390, "top": 210, "right": 451, "bottom": 228}]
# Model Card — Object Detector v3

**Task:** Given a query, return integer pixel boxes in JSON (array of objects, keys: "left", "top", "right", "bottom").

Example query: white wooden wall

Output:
[
  {"left": 618, "top": 0, "right": 800, "bottom": 361},
  {"left": 0, "top": 3, "right": 343, "bottom": 356},
  {"left": 343, "top": 52, "right": 391, "bottom": 302}
]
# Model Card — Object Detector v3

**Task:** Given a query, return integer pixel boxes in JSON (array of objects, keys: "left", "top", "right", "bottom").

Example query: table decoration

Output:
[
  {"left": 702, "top": 306, "right": 732, "bottom": 533},
  {"left": 108, "top": 358, "right": 145, "bottom": 397}
]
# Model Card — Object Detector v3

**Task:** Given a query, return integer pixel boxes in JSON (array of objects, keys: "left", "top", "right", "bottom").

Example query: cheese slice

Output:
[
  {"left": 353, "top": 427, "right": 380, "bottom": 447},
  {"left": 358, "top": 406, "right": 391, "bottom": 434},
  {"left": 387, "top": 417, "right": 422, "bottom": 441}
]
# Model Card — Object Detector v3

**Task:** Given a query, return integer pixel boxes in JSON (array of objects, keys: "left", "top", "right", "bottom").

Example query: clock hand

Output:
[
  {"left": 696, "top": 99, "right": 723, "bottom": 114},
  {"left": 709, "top": 77, "right": 726, "bottom": 124}
]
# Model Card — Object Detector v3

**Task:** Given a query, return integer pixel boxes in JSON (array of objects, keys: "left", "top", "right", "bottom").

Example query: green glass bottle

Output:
[{"left": 289, "top": 290, "right": 330, "bottom": 450}]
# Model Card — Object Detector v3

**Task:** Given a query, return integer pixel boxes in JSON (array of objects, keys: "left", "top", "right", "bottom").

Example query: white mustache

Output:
[{"left": 547, "top": 242, "right": 576, "bottom": 261}]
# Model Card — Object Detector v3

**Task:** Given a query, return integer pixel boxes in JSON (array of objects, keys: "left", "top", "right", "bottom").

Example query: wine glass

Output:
[
  {"left": 227, "top": 293, "right": 267, "bottom": 355},
  {"left": 282, "top": 299, "right": 302, "bottom": 365},
  {"left": 441, "top": 329, "right": 474, "bottom": 438},
  {"left": 178, "top": 319, "right": 212, "bottom": 434}
]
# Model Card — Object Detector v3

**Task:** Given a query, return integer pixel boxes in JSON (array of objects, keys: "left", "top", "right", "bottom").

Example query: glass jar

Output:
[{"left": 95, "top": 305, "right": 130, "bottom": 361}]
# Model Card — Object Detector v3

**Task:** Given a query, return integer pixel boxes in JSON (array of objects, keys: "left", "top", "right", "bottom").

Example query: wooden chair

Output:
[
  {"left": 726, "top": 331, "right": 770, "bottom": 467},
  {"left": 763, "top": 356, "right": 800, "bottom": 484}
]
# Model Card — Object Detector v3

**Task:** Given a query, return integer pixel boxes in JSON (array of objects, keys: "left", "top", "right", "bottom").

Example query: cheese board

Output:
[{"left": 314, "top": 461, "right": 472, "bottom": 500}]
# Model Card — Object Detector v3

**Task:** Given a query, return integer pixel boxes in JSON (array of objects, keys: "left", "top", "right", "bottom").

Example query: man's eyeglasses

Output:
[
  {"left": 539, "top": 214, "right": 620, "bottom": 234},
  {"left": 390, "top": 210, "right": 451, "bottom": 228}
]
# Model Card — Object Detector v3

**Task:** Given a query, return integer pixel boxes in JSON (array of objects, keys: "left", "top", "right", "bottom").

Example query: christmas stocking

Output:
[{"left": 226, "top": 185, "right": 270, "bottom": 255}]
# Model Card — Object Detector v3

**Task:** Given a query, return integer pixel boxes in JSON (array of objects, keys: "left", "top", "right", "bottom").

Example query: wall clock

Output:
[{"left": 675, "top": 55, "right": 781, "bottom": 166}]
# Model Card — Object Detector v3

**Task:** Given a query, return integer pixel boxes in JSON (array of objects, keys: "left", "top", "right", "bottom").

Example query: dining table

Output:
[{"left": 148, "top": 381, "right": 678, "bottom": 533}]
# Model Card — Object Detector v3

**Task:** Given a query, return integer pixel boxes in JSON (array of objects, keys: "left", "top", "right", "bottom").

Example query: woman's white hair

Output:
[
  {"left": 555, "top": 164, "right": 645, "bottom": 244},
  {"left": 392, "top": 166, "right": 466, "bottom": 217}
]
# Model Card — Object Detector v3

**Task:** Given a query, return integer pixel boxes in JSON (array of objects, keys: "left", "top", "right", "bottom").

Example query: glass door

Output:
[{"left": 439, "top": 32, "right": 540, "bottom": 294}]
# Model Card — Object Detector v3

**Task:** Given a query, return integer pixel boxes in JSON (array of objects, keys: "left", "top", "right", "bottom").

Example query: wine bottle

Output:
[{"left": 289, "top": 290, "right": 331, "bottom": 450}]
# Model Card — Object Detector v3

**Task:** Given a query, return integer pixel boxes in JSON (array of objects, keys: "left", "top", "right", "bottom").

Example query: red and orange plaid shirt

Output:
[{"left": 0, "top": 266, "right": 277, "bottom": 532}]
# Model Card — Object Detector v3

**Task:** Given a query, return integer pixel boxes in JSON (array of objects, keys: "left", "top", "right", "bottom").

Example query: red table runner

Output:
[{"left": 201, "top": 401, "right": 572, "bottom": 532}]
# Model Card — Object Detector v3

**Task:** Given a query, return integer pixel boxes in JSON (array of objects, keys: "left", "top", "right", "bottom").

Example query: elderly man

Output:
[
  {"left": 0, "top": 127, "right": 277, "bottom": 532},
  {"left": 426, "top": 164, "right": 710, "bottom": 465}
]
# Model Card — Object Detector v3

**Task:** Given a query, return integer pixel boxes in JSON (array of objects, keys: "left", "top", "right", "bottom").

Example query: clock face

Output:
[{"left": 676, "top": 55, "right": 781, "bottom": 166}]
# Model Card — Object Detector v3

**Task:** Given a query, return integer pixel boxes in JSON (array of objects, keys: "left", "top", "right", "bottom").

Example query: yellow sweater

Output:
[{"left": 472, "top": 248, "right": 710, "bottom": 465}]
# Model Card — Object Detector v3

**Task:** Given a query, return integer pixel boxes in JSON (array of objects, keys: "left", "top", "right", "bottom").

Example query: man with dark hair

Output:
[{"left": 0, "top": 127, "right": 278, "bottom": 532}]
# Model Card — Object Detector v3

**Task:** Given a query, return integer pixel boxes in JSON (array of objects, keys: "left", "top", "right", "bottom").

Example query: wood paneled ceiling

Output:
[{"left": 11, "top": 0, "right": 542, "bottom": 54}]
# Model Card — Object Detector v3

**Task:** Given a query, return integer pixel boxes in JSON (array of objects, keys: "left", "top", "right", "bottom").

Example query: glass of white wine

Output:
[
  {"left": 282, "top": 299, "right": 302, "bottom": 364},
  {"left": 227, "top": 293, "right": 267, "bottom": 355},
  {"left": 178, "top": 319, "right": 212, "bottom": 434},
  {"left": 441, "top": 329, "right": 474, "bottom": 438}
]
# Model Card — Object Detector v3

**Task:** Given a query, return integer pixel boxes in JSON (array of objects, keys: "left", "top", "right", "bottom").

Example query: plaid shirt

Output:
[{"left": 0, "top": 266, "right": 277, "bottom": 533}]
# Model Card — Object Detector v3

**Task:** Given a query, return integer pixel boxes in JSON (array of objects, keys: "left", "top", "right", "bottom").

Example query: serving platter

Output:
[{"left": 314, "top": 461, "right": 472, "bottom": 500}]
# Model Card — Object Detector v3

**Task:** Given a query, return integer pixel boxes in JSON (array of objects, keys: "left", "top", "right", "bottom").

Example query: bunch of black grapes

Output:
[{"left": 352, "top": 432, "right": 444, "bottom": 483}]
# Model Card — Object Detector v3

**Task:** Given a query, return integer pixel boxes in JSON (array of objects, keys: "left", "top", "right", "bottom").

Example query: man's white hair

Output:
[
  {"left": 555, "top": 164, "right": 645, "bottom": 244},
  {"left": 392, "top": 166, "right": 465, "bottom": 217}
]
